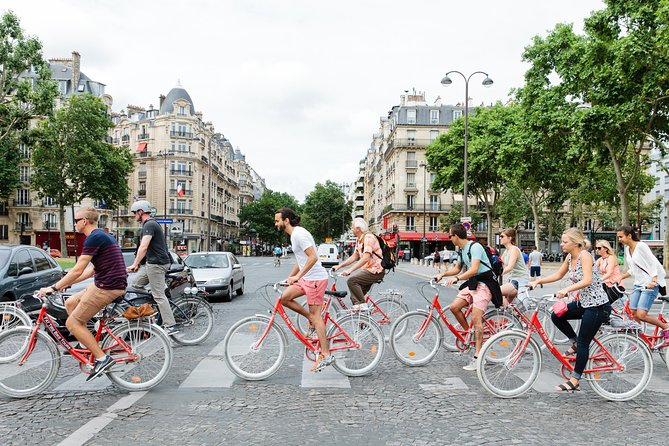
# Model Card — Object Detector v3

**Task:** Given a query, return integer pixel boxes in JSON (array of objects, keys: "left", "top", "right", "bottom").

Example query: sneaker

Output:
[
  {"left": 304, "top": 322, "right": 316, "bottom": 338},
  {"left": 351, "top": 303, "right": 370, "bottom": 312},
  {"left": 86, "top": 355, "right": 114, "bottom": 381},
  {"left": 463, "top": 356, "right": 480, "bottom": 371},
  {"left": 310, "top": 354, "right": 335, "bottom": 372},
  {"left": 164, "top": 325, "right": 180, "bottom": 336}
]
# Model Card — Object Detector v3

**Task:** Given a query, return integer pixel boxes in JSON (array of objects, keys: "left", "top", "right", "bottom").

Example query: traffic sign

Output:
[
  {"left": 460, "top": 216, "right": 472, "bottom": 223},
  {"left": 462, "top": 221, "right": 471, "bottom": 231},
  {"left": 155, "top": 218, "right": 173, "bottom": 224}
]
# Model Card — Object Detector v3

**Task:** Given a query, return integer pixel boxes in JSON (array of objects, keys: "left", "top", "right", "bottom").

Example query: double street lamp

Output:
[{"left": 441, "top": 71, "right": 493, "bottom": 218}]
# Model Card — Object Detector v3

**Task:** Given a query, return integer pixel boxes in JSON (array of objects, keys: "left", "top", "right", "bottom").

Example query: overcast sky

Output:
[{"left": 5, "top": 0, "right": 604, "bottom": 201}]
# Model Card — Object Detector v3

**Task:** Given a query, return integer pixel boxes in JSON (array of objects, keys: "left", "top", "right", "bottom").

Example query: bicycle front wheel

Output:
[
  {"left": 477, "top": 329, "right": 542, "bottom": 398},
  {"left": 389, "top": 311, "right": 443, "bottom": 366},
  {"left": 587, "top": 332, "right": 652, "bottom": 402},
  {"left": 328, "top": 314, "right": 384, "bottom": 376},
  {"left": 371, "top": 297, "right": 408, "bottom": 340},
  {"left": 170, "top": 297, "right": 214, "bottom": 345},
  {"left": 0, "top": 327, "right": 60, "bottom": 398},
  {"left": 102, "top": 322, "right": 173, "bottom": 391},
  {"left": 224, "top": 316, "right": 287, "bottom": 380},
  {"left": 0, "top": 305, "right": 31, "bottom": 333}
]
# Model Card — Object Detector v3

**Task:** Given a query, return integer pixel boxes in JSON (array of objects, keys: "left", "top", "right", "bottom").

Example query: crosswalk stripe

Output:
[
  {"left": 53, "top": 372, "right": 111, "bottom": 392},
  {"left": 300, "top": 356, "right": 350, "bottom": 388},
  {"left": 180, "top": 357, "right": 236, "bottom": 388}
]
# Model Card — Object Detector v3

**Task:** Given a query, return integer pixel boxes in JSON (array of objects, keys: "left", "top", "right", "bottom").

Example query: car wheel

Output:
[
  {"left": 236, "top": 278, "right": 244, "bottom": 296},
  {"left": 223, "top": 282, "right": 233, "bottom": 302}
]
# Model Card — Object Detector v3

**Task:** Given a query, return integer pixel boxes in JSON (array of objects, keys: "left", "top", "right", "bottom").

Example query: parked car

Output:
[
  {"left": 184, "top": 251, "right": 244, "bottom": 302},
  {"left": 424, "top": 249, "right": 458, "bottom": 264},
  {"left": 317, "top": 243, "right": 340, "bottom": 268},
  {"left": 0, "top": 245, "right": 64, "bottom": 306}
]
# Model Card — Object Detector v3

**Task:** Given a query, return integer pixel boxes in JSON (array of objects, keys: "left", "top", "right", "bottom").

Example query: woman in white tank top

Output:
[{"left": 499, "top": 228, "right": 530, "bottom": 305}]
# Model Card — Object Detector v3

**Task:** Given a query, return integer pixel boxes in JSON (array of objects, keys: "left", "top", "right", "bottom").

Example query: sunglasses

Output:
[{"left": 74, "top": 217, "right": 86, "bottom": 224}]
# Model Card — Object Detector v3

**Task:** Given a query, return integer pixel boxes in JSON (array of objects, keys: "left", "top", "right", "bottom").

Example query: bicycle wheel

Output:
[
  {"left": 170, "top": 297, "right": 214, "bottom": 345},
  {"left": 102, "top": 322, "right": 173, "bottom": 391},
  {"left": 224, "top": 316, "right": 287, "bottom": 380},
  {"left": 389, "top": 311, "right": 442, "bottom": 366},
  {"left": 328, "top": 314, "right": 384, "bottom": 376},
  {"left": 477, "top": 329, "right": 542, "bottom": 398},
  {"left": 370, "top": 296, "right": 408, "bottom": 340},
  {"left": 587, "top": 332, "right": 652, "bottom": 401},
  {"left": 0, "top": 327, "right": 60, "bottom": 398},
  {"left": 552, "top": 318, "right": 580, "bottom": 344},
  {"left": 0, "top": 305, "right": 31, "bottom": 332},
  {"left": 483, "top": 308, "right": 522, "bottom": 338},
  {"left": 440, "top": 309, "right": 464, "bottom": 352},
  {"left": 295, "top": 300, "right": 339, "bottom": 334}
]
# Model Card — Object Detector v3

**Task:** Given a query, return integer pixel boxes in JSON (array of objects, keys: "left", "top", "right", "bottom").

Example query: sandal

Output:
[
  {"left": 555, "top": 380, "right": 580, "bottom": 392},
  {"left": 564, "top": 343, "right": 577, "bottom": 356}
]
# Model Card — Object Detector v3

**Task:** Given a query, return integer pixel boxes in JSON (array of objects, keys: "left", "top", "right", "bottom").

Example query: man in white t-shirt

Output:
[
  {"left": 528, "top": 246, "right": 543, "bottom": 288},
  {"left": 274, "top": 208, "right": 334, "bottom": 372}
]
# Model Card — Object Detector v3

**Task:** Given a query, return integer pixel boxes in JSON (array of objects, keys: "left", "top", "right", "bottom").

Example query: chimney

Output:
[
  {"left": 159, "top": 94, "right": 166, "bottom": 108},
  {"left": 72, "top": 51, "right": 81, "bottom": 93}
]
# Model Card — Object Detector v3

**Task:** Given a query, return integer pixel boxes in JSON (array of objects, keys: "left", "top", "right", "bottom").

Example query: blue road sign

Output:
[{"left": 155, "top": 218, "right": 173, "bottom": 224}]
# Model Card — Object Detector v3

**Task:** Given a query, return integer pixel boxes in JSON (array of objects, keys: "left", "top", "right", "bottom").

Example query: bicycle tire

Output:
[
  {"left": 102, "top": 322, "right": 173, "bottom": 391},
  {"left": 587, "top": 332, "right": 652, "bottom": 402},
  {"left": 224, "top": 316, "right": 287, "bottom": 380},
  {"left": 328, "top": 314, "right": 384, "bottom": 376},
  {"left": 477, "top": 329, "right": 542, "bottom": 398},
  {"left": 0, "top": 305, "right": 31, "bottom": 333},
  {"left": 482, "top": 308, "right": 523, "bottom": 337},
  {"left": 552, "top": 318, "right": 580, "bottom": 345},
  {"left": 389, "top": 310, "right": 443, "bottom": 366},
  {"left": 0, "top": 327, "right": 60, "bottom": 398},
  {"left": 295, "top": 300, "right": 339, "bottom": 334},
  {"left": 170, "top": 297, "right": 214, "bottom": 345},
  {"left": 371, "top": 296, "right": 408, "bottom": 341}
]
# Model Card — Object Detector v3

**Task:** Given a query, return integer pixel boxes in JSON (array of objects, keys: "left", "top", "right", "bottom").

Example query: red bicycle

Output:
[
  {"left": 0, "top": 292, "right": 173, "bottom": 398},
  {"left": 223, "top": 282, "right": 385, "bottom": 380}
]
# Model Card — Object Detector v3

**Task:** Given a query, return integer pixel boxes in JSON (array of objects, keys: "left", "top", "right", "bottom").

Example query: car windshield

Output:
[
  {"left": 185, "top": 254, "right": 229, "bottom": 269},
  {"left": 0, "top": 248, "right": 10, "bottom": 270}
]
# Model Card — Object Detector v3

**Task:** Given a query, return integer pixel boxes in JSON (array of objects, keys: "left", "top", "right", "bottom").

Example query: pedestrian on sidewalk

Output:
[
  {"left": 433, "top": 248, "right": 441, "bottom": 272},
  {"left": 528, "top": 246, "right": 542, "bottom": 288}
]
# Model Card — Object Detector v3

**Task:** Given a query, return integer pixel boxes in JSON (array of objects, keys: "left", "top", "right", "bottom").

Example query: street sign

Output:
[
  {"left": 462, "top": 222, "right": 471, "bottom": 231},
  {"left": 155, "top": 218, "right": 173, "bottom": 224},
  {"left": 460, "top": 216, "right": 472, "bottom": 223}
]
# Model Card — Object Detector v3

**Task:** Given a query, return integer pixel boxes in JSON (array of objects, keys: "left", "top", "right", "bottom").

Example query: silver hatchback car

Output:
[{"left": 184, "top": 252, "right": 244, "bottom": 301}]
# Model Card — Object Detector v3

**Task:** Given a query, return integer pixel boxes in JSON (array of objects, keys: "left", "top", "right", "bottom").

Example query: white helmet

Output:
[{"left": 130, "top": 200, "right": 152, "bottom": 213}]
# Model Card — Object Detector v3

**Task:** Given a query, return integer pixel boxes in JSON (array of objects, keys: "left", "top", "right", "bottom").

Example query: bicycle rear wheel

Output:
[
  {"left": 0, "top": 305, "right": 31, "bottom": 333},
  {"left": 477, "top": 329, "right": 542, "bottom": 398},
  {"left": 295, "top": 300, "right": 339, "bottom": 334},
  {"left": 102, "top": 322, "right": 173, "bottom": 391},
  {"left": 170, "top": 297, "right": 214, "bottom": 345},
  {"left": 483, "top": 308, "right": 522, "bottom": 338},
  {"left": 0, "top": 327, "right": 60, "bottom": 398},
  {"left": 328, "top": 314, "right": 384, "bottom": 376},
  {"left": 587, "top": 332, "right": 652, "bottom": 401},
  {"left": 370, "top": 296, "right": 408, "bottom": 341},
  {"left": 389, "top": 311, "right": 443, "bottom": 366},
  {"left": 224, "top": 316, "right": 287, "bottom": 380}
]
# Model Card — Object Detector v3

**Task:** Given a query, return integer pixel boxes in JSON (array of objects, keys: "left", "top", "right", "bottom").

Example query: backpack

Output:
[
  {"left": 461, "top": 242, "right": 504, "bottom": 279},
  {"left": 366, "top": 233, "right": 396, "bottom": 271}
]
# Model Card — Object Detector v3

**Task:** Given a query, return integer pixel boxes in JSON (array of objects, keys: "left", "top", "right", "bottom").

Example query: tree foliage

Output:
[
  {"left": 237, "top": 190, "right": 300, "bottom": 247},
  {"left": 0, "top": 10, "right": 57, "bottom": 196},
  {"left": 30, "top": 94, "right": 134, "bottom": 256},
  {"left": 302, "top": 180, "right": 352, "bottom": 244}
]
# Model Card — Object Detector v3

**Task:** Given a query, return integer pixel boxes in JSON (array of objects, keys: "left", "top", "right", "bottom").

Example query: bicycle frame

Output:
[
  {"left": 613, "top": 298, "right": 668, "bottom": 351},
  {"left": 328, "top": 274, "right": 400, "bottom": 325}
]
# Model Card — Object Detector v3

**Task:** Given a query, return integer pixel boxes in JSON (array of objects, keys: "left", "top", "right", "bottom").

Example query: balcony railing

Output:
[
  {"left": 138, "top": 171, "right": 147, "bottom": 178},
  {"left": 138, "top": 190, "right": 146, "bottom": 197},
  {"left": 12, "top": 199, "right": 32, "bottom": 207},
  {"left": 121, "top": 135, "right": 130, "bottom": 142},
  {"left": 170, "top": 131, "right": 193, "bottom": 138},
  {"left": 137, "top": 133, "right": 150, "bottom": 140},
  {"left": 382, "top": 204, "right": 450, "bottom": 212},
  {"left": 170, "top": 169, "right": 193, "bottom": 176},
  {"left": 169, "top": 188, "right": 193, "bottom": 196},
  {"left": 42, "top": 222, "right": 58, "bottom": 230},
  {"left": 169, "top": 208, "right": 193, "bottom": 215},
  {"left": 15, "top": 222, "right": 33, "bottom": 231}
]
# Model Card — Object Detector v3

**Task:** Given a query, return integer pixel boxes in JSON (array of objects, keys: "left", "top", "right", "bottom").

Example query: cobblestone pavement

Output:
[{"left": 0, "top": 257, "right": 667, "bottom": 445}]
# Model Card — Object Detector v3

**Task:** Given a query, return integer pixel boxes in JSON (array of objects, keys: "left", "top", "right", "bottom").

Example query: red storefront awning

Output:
[
  {"left": 397, "top": 231, "right": 451, "bottom": 242},
  {"left": 136, "top": 142, "right": 148, "bottom": 152}
]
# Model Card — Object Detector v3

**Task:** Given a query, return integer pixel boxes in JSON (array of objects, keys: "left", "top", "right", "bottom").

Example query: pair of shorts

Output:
[
  {"left": 292, "top": 278, "right": 327, "bottom": 305},
  {"left": 455, "top": 283, "right": 492, "bottom": 312},
  {"left": 68, "top": 284, "right": 125, "bottom": 324},
  {"left": 530, "top": 266, "right": 541, "bottom": 277},
  {"left": 629, "top": 285, "right": 659, "bottom": 312}
]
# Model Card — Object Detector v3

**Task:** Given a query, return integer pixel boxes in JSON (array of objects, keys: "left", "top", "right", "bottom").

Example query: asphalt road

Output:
[{"left": 0, "top": 256, "right": 668, "bottom": 446}]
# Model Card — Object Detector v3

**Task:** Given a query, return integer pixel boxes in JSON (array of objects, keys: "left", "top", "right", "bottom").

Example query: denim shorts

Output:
[{"left": 629, "top": 285, "right": 659, "bottom": 312}]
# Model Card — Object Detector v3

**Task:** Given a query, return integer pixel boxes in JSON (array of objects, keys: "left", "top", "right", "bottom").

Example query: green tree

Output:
[
  {"left": 0, "top": 11, "right": 57, "bottom": 196},
  {"left": 496, "top": 185, "right": 532, "bottom": 229},
  {"left": 302, "top": 181, "right": 352, "bottom": 243},
  {"left": 237, "top": 190, "right": 300, "bottom": 247},
  {"left": 30, "top": 94, "right": 134, "bottom": 256},
  {"left": 521, "top": 0, "right": 669, "bottom": 225}
]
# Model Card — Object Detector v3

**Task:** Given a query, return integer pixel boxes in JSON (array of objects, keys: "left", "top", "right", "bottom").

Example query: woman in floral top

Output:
[{"left": 529, "top": 228, "right": 611, "bottom": 393}]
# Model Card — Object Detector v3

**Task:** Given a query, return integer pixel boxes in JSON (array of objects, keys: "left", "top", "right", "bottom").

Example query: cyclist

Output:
[
  {"left": 126, "top": 200, "right": 178, "bottom": 335},
  {"left": 37, "top": 207, "right": 127, "bottom": 381},
  {"left": 499, "top": 228, "right": 529, "bottom": 305},
  {"left": 529, "top": 228, "right": 611, "bottom": 392},
  {"left": 435, "top": 223, "right": 503, "bottom": 371},
  {"left": 332, "top": 217, "right": 384, "bottom": 310},
  {"left": 617, "top": 225, "right": 669, "bottom": 343},
  {"left": 274, "top": 207, "right": 333, "bottom": 372}
]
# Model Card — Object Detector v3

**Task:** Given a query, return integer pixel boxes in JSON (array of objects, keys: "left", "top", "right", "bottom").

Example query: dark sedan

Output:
[{"left": 0, "top": 245, "right": 64, "bottom": 305}]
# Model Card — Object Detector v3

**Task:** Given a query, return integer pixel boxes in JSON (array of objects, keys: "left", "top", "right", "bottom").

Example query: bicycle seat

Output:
[
  {"left": 325, "top": 290, "right": 348, "bottom": 298},
  {"left": 658, "top": 295, "right": 669, "bottom": 303}
]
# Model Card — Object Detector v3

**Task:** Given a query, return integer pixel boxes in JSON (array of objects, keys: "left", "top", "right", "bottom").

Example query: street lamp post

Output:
[
  {"left": 441, "top": 71, "right": 493, "bottom": 218},
  {"left": 419, "top": 161, "right": 427, "bottom": 259}
]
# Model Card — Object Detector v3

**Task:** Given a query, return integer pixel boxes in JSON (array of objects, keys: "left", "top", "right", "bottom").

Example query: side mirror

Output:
[
  {"left": 169, "top": 264, "right": 185, "bottom": 273},
  {"left": 18, "top": 267, "right": 34, "bottom": 277},
  {"left": 232, "top": 264, "right": 241, "bottom": 270}
]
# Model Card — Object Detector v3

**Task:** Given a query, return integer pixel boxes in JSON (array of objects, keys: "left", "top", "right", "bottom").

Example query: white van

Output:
[{"left": 317, "top": 243, "right": 340, "bottom": 267}]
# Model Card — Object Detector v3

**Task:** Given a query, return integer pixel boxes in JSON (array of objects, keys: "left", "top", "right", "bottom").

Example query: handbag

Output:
[
  {"left": 552, "top": 299, "right": 568, "bottom": 317},
  {"left": 602, "top": 283, "right": 625, "bottom": 303}
]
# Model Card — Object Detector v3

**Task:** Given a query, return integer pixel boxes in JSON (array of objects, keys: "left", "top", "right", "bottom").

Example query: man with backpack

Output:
[
  {"left": 435, "top": 223, "right": 503, "bottom": 371},
  {"left": 332, "top": 217, "right": 386, "bottom": 310}
]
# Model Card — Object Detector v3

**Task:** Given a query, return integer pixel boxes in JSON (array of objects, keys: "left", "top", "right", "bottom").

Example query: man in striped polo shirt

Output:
[{"left": 38, "top": 207, "right": 127, "bottom": 381}]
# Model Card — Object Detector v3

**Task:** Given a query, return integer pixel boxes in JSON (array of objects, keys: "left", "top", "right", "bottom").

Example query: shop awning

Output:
[
  {"left": 136, "top": 142, "right": 148, "bottom": 152},
  {"left": 397, "top": 231, "right": 451, "bottom": 242}
]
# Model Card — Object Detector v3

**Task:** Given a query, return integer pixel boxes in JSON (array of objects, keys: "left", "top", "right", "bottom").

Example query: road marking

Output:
[
  {"left": 56, "top": 391, "right": 147, "bottom": 446},
  {"left": 53, "top": 372, "right": 112, "bottom": 392},
  {"left": 179, "top": 337, "right": 236, "bottom": 388},
  {"left": 300, "top": 356, "right": 350, "bottom": 388}
]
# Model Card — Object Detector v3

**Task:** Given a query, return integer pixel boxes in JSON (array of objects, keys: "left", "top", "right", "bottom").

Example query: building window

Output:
[
  {"left": 453, "top": 110, "right": 463, "bottom": 120},
  {"left": 430, "top": 110, "right": 439, "bottom": 124},
  {"left": 59, "top": 80, "right": 68, "bottom": 96},
  {"left": 406, "top": 172, "right": 415, "bottom": 187},
  {"left": 430, "top": 195, "right": 439, "bottom": 210},
  {"left": 407, "top": 195, "right": 415, "bottom": 209},
  {"left": 407, "top": 151, "right": 416, "bottom": 160},
  {"left": 17, "top": 212, "right": 30, "bottom": 224},
  {"left": 178, "top": 142, "right": 186, "bottom": 152},
  {"left": 406, "top": 109, "right": 416, "bottom": 124},
  {"left": 406, "top": 216, "right": 415, "bottom": 231},
  {"left": 178, "top": 105, "right": 186, "bottom": 116},
  {"left": 19, "top": 166, "right": 30, "bottom": 182},
  {"left": 19, "top": 144, "right": 31, "bottom": 159},
  {"left": 407, "top": 129, "right": 416, "bottom": 144},
  {"left": 430, "top": 130, "right": 439, "bottom": 142},
  {"left": 16, "top": 189, "right": 30, "bottom": 206},
  {"left": 0, "top": 225, "right": 8, "bottom": 240},
  {"left": 429, "top": 216, "right": 438, "bottom": 231}
]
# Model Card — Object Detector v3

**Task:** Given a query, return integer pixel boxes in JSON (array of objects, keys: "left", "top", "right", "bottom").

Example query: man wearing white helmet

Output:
[{"left": 127, "top": 200, "right": 178, "bottom": 335}]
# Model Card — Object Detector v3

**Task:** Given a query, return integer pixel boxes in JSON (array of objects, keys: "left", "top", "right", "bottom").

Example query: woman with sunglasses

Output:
[
  {"left": 595, "top": 240, "right": 622, "bottom": 288},
  {"left": 499, "top": 228, "right": 529, "bottom": 305}
]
